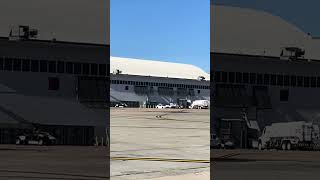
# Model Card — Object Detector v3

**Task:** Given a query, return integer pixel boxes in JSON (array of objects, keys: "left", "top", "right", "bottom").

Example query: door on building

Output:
[{"left": 77, "top": 76, "right": 108, "bottom": 103}]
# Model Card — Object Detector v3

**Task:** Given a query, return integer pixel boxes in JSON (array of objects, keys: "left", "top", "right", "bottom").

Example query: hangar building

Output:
[
  {"left": 211, "top": 5, "right": 320, "bottom": 148},
  {"left": 110, "top": 56, "right": 210, "bottom": 108},
  {"left": 0, "top": 26, "right": 109, "bottom": 145}
]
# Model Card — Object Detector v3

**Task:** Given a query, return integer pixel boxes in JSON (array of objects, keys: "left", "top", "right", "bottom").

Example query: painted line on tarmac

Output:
[
  {"left": 111, "top": 125, "right": 209, "bottom": 130},
  {"left": 111, "top": 156, "right": 210, "bottom": 163}
]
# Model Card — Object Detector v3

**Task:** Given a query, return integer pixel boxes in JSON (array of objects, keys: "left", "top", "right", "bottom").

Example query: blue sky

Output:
[
  {"left": 213, "top": 0, "right": 320, "bottom": 37},
  {"left": 111, "top": 0, "right": 210, "bottom": 72}
]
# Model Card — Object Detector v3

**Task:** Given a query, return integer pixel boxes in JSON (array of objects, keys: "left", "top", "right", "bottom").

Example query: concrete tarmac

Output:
[
  {"left": 212, "top": 149, "right": 320, "bottom": 180},
  {"left": 110, "top": 108, "right": 210, "bottom": 180},
  {"left": 0, "top": 145, "right": 109, "bottom": 180}
]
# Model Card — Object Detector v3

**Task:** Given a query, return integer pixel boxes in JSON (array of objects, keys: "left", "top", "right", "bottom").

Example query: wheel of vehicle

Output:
[
  {"left": 286, "top": 142, "right": 292, "bottom": 151},
  {"left": 16, "top": 139, "right": 20, "bottom": 145},
  {"left": 281, "top": 142, "right": 287, "bottom": 150}
]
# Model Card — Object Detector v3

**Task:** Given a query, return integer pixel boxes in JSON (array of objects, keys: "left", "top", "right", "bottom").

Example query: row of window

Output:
[
  {"left": 111, "top": 80, "right": 209, "bottom": 89},
  {"left": 215, "top": 71, "right": 320, "bottom": 88},
  {"left": 129, "top": 85, "right": 200, "bottom": 95},
  {"left": 0, "top": 56, "right": 109, "bottom": 76},
  {"left": 215, "top": 84, "right": 287, "bottom": 108}
]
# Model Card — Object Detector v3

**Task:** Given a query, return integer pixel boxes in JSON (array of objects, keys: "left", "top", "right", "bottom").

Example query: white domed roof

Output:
[{"left": 111, "top": 56, "right": 210, "bottom": 80}]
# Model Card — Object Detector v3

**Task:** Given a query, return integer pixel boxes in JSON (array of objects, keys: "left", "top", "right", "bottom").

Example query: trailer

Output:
[{"left": 258, "top": 121, "right": 320, "bottom": 150}]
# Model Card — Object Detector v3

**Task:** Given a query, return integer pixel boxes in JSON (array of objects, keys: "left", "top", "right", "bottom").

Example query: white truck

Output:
[
  {"left": 258, "top": 121, "right": 320, "bottom": 150},
  {"left": 190, "top": 100, "right": 210, "bottom": 109}
]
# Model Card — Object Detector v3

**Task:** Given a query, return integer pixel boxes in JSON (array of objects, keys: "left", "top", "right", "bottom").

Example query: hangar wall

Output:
[{"left": 0, "top": 37, "right": 109, "bottom": 145}]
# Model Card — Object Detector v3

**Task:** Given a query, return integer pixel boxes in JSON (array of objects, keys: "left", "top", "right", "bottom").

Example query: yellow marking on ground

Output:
[{"left": 111, "top": 156, "right": 210, "bottom": 163}]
